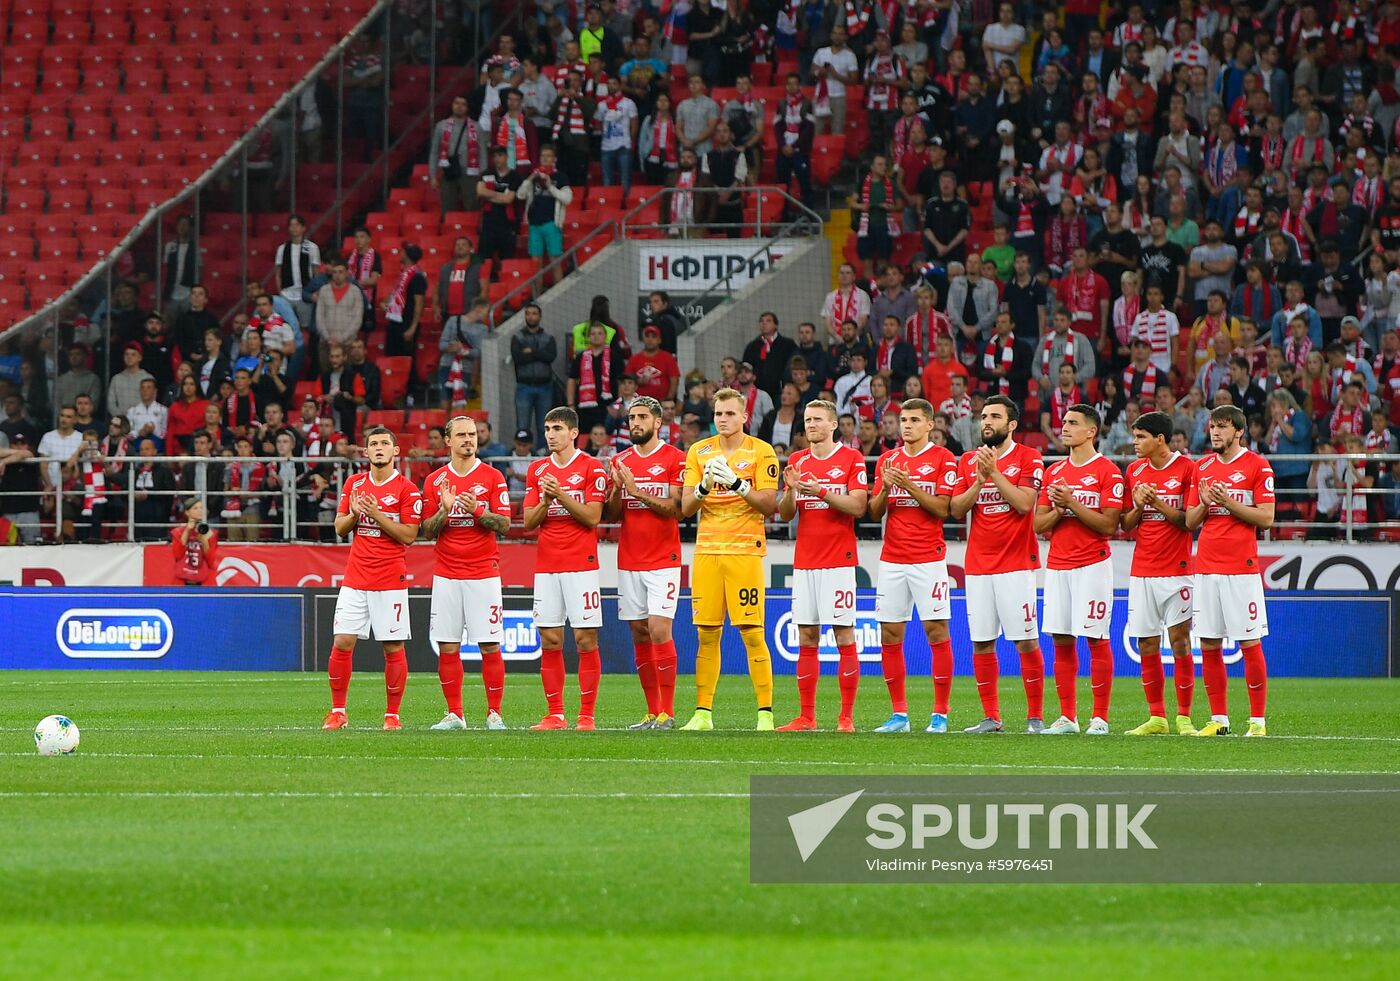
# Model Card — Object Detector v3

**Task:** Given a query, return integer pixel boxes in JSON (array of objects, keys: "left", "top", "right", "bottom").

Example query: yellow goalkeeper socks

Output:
[
  {"left": 740, "top": 626, "right": 773, "bottom": 711},
  {"left": 694, "top": 626, "right": 723, "bottom": 711}
]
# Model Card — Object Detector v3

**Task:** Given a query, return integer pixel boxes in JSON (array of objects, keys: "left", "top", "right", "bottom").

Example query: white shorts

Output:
[
  {"left": 618, "top": 567, "right": 682, "bottom": 621},
  {"left": 792, "top": 566, "right": 858, "bottom": 626},
  {"left": 533, "top": 570, "right": 603, "bottom": 629},
  {"left": 1041, "top": 560, "right": 1115, "bottom": 639},
  {"left": 965, "top": 569, "right": 1039, "bottom": 643},
  {"left": 1126, "top": 576, "right": 1193, "bottom": 638},
  {"left": 430, "top": 575, "right": 505, "bottom": 645},
  {"left": 875, "top": 560, "right": 951, "bottom": 623},
  {"left": 333, "top": 587, "right": 411, "bottom": 642},
  {"left": 1193, "top": 573, "right": 1269, "bottom": 643}
]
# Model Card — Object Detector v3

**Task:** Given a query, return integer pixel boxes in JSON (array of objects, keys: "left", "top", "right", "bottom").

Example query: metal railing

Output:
[{"left": 2, "top": 451, "right": 1396, "bottom": 545}]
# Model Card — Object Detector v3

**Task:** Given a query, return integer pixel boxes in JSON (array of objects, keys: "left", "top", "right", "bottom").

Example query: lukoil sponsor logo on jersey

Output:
[{"left": 57, "top": 608, "right": 174, "bottom": 659}]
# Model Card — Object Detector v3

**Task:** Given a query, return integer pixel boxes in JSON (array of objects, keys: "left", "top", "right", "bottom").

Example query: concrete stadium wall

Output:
[{"left": 482, "top": 236, "right": 832, "bottom": 430}]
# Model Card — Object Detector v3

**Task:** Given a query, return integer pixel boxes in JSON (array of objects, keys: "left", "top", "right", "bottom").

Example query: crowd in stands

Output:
[{"left": 5, "top": 0, "right": 1400, "bottom": 544}]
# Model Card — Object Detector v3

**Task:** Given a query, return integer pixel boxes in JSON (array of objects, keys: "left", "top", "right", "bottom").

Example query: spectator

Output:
[
  {"left": 122, "top": 437, "right": 175, "bottom": 540},
  {"left": 639, "top": 291, "right": 684, "bottom": 354},
  {"left": 1056, "top": 246, "right": 1111, "bottom": 352},
  {"left": 677, "top": 74, "right": 720, "bottom": 156},
  {"left": 1040, "top": 363, "right": 1084, "bottom": 456},
  {"left": 810, "top": 24, "right": 859, "bottom": 135},
  {"left": 1308, "top": 241, "right": 1363, "bottom": 341},
  {"left": 519, "top": 57, "right": 557, "bottom": 129},
  {"left": 568, "top": 295, "right": 628, "bottom": 361},
  {"left": 517, "top": 144, "right": 574, "bottom": 277},
  {"left": 128, "top": 378, "right": 169, "bottom": 445},
  {"left": 758, "top": 382, "right": 804, "bottom": 447},
  {"left": 440, "top": 297, "right": 489, "bottom": 406},
  {"left": 639, "top": 91, "right": 680, "bottom": 186},
  {"left": 850, "top": 154, "right": 901, "bottom": 278},
  {"left": 173, "top": 285, "right": 219, "bottom": 367},
  {"left": 1265, "top": 389, "right": 1313, "bottom": 514},
  {"left": 507, "top": 429, "right": 535, "bottom": 492},
  {"left": 54, "top": 344, "right": 102, "bottom": 412},
  {"left": 741, "top": 311, "right": 796, "bottom": 400},
  {"left": 37, "top": 405, "right": 84, "bottom": 541},
  {"left": 431, "top": 95, "right": 484, "bottom": 214},
  {"left": 222, "top": 435, "right": 267, "bottom": 541},
  {"left": 346, "top": 227, "right": 382, "bottom": 330},
  {"left": 621, "top": 324, "right": 676, "bottom": 404},
  {"left": 733, "top": 360, "right": 773, "bottom": 428},
  {"left": 821, "top": 263, "right": 871, "bottom": 344},
  {"left": 661, "top": 147, "right": 714, "bottom": 237},
  {"left": 477, "top": 146, "right": 525, "bottom": 265},
  {"left": 107, "top": 343, "right": 155, "bottom": 419},
  {"left": 550, "top": 71, "right": 595, "bottom": 188},
  {"left": 1226, "top": 356, "right": 1267, "bottom": 418},
  {"left": 382, "top": 243, "right": 428, "bottom": 364},
  {"left": 981, "top": 3, "right": 1027, "bottom": 74},
  {"left": 476, "top": 419, "right": 509, "bottom": 462},
  {"left": 772, "top": 73, "right": 814, "bottom": 210},
  {"left": 722, "top": 73, "right": 765, "bottom": 171},
  {"left": 138, "top": 315, "right": 177, "bottom": 394},
  {"left": 315, "top": 259, "right": 366, "bottom": 368},
  {"left": 274, "top": 214, "right": 321, "bottom": 329},
  {"left": 578, "top": 3, "right": 625, "bottom": 69},
  {"left": 1037, "top": 310, "right": 1097, "bottom": 393},
  {"left": 703, "top": 121, "right": 748, "bottom": 238},
  {"left": 872, "top": 315, "right": 919, "bottom": 390},
  {"left": 946, "top": 255, "right": 999, "bottom": 347},
  {"left": 833, "top": 349, "right": 873, "bottom": 417},
  {"left": 167, "top": 376, "right": 209, "bottom": 454},
  {"left": 1188, "top": 290, "right": 1242, "bottom": 374},
  {"left": 869, "top": 264, "right": 915, "bottom": 334},
  {"left": 569, "top": 322, "right": 625, "bottom": 433},
  {"left": 1187, "top": 220, "right": 1238, "bottom": 319},
  {"left": 1102, "top": 398, "right": 1142, "bottom": 455}
]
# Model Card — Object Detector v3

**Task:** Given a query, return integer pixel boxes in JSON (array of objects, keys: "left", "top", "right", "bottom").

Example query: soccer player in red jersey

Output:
[
  {"left": 604, "top": 396, "right": 686, "bottom": 730},
  {"left": 1185, "top": 404, "right": 1275, "bottom": 737},
  {"left": 776, "top": 400, "right": 869, "bottom": 732},
  {"left": 949, "top": 395, "right": 1047, "bottom": 734},
  {"left": 868, "top": 398, "right": 959, "bottom": 733},
  {"left": 323, "top": 427, "right": 424, "bottom": 731},
  {"left": 420, "top": 415, "right": 513, "bottom": 731},
  {"left": 1120, "top": 410, "right": 1198, "bottom": 736},
  {"left": 523, "top": 406, "right": 609, "bottom": 730},
  {"left": 1033, "top": 404, "right": 1125, "bottom": 736}
]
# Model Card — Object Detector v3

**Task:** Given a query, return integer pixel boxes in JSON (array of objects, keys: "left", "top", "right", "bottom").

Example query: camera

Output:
[{"left": 196, "top": 522, "right": 210, "bottom": 535}]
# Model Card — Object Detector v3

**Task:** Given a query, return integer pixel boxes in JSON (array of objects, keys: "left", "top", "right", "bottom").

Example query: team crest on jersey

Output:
[
  {"left": 471, "top": 484, "right": 487, "bottom": 496},
  {"left": 826, "top": 466, "right": 845, "bottom": 479},
  {"left": 648, "top": 465, "right": 665, "bottom": 476},
  {"left": 1081, "top": 475, "right": 1097, "bottom": 486},
  {"left": 382, "top": 496, "right": 398, "bottom": 506},
  {"left": 1230, "top": 471, "right": 1246, "bottom": 482},
  {"left": 1163, "top": 478, "right": 1181, "bottom": 489},
  {"left": 567, "top": 473, "right": 584, "bottom": 485},
  {"left": 917, "top": 465, "right": 934, "bottom": 476},
  {"left": 1004, "top": 466, "right": 1021, "bottom": 476}
]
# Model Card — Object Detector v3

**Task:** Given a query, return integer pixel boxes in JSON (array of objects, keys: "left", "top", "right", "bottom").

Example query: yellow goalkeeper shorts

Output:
[{"left": 691, "top": 553, "right": 766, "bottom": 628}]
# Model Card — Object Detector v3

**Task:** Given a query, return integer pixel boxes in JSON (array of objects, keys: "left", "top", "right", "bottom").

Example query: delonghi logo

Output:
[
  {"left": 430, "top": 613, "right": 542, "bottom": 661},
  {"left": 57, "top": 609, "right": 174, "bottom": 659},
  {"left": 771, "top": 611, "right": 882, "bottom": 662}
]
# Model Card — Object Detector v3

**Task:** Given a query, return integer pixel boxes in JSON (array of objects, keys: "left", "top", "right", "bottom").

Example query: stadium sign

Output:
[
  {"left": 56, "top": 608, "right": 173, "bottom": 659},
  {"left": 637, "top": 240, "right": 801, "bottom": 291},
  {"left": 427, "top": 611, "right": 542, "bottom": 662},
  {"left": 770, "top": 610, "right": 883, "bottom": 663}
]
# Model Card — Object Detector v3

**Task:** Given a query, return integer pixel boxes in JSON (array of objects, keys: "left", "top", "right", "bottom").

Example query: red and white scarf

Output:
[
  {"left": 1206, "top": 140, "right": 1239, "bottom": 188},
  {"left": 1041, "top": 334, "right": 1077, "bottom": 375},
  {"left": 1233, "top": 206, "right": 1262, "bottom": 241},
  {"left": 1330, "top": 403, "right": 1366, "bottom": 440},
  {"left": 225, "top": 392, "right": 256, "bottom": 431},
  {"left": 446, "top": 352, "right": 467, "bottom": 405},
  {"left": 1289, "top": 135, "right": 1325, "bottom": 176},
  {"left": 647, "top": 115, "right": 678, "bottom": 166},
  {"left": 1258, "top": 134, "right": 1284, "bottom": 171},
  {"left": 856, "top": 173, "right": 899, "bottom": 237},
  {"left": 82, "top": 455, "right": 106, "bottom": 516},
  {"left": 982, "top": 335, "right": 1015, "bottom": 395},
  {"left": 1079, "top": 92, "right": 1113, "bottom": 134},
  {"left": 577, "top": 348, "right": 613, "bottom": 407},
  {"left": 1049, "top": 385, "right": 1081, "bottom": 438},
  {"left": 744, "top": 384, "right": 761, "bottom": 425},
  {"left": 673, "top": 168, "right": 697, "bottom": 223},
  {"left": 782, "top": 94, "right": 806, "bottom": 146},
  {"left": 221, "top": 460, "right": 265, "bottom": 518},
  {"left": 1047, "top": 217, "right": 1086, "bottom": 267},
  {"left": 1281, "top": 206, "right": 1312, "bottom": 262},
  {"left": 904, "top": 308, "right": 950, "bottom": 360},
  {"left": 865, "top": 52, "right": 904, "bottom": 110},
  {"left": 495, "top": 113, "right": 531, "bottom": 169},
  {"left": 552, "top": 95, "right": 588, "bottom": 139},
  {"left": 1353, "top": 176, "right": 1382, "bottom": 211},
  {"left": 350, "top": 247, "right": 378, "bottom": 289},
  {"left": 876, "top": 337, "right": 900, "bottom": 373},
  {"left": 1123, "top": 361, "right": 1160, "bottom": 399},
  {"left": 1114, "top": 292, "right": 1140, "bottom": 347},
  {"left": 438, "top": 118, "right": 480, "bottom": 175},
  {"left": 386, "top": 264, "right": 421, "bottom": 323},
  {"left": 844, "top": 0, "right": 871, "bottom": 36},
  {"left": 831, "top": 287, "right": 862, "bottom": 327}
]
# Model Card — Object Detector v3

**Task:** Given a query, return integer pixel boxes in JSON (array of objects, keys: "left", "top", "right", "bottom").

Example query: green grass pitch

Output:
[{"left": 2, "top": 672, "right": 1398, "bottom": 979}]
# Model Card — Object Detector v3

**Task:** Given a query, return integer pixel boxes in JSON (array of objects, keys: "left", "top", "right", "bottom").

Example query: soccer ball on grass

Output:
[{"left": 34, "top": 715, "right": 80, "bottom": 756}]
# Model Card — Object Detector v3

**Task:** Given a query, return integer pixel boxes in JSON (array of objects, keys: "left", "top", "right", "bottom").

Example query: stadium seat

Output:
[{"left": 378, "top": 358, "right": 412, "bottom": 408}]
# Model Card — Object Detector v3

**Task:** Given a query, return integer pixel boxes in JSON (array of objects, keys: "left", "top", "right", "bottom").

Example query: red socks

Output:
[
  {"left": 541, "top": 647, "right": 566, "bottom": 716},
  {"left": 1053, "top": 641, "right": 1078, "bottom": 720},
  {"left": 328, "top": 646, "right": 353, "bottom": 710},
  {"left": 972, "top": 652, "right": 1000, "bottom": 721},
  {"left": 931, "top": 639, "right": 954, "bottom": 715},
  {"left": 481, "top": 649, "right": 505, "bottom": 713},
  {"left": 1140, "top": 651, "right": 1166, "bottom": 718},
  {"left": 1201, "top": 645, "right": 1229, "bottom": 717},
  {"left": 634, "top": 641, "right": 660, "bottom": 716},
  {"left": 578, "top": 647, "right": 601, "bottom": 720},
  {"left": 1240, "top": 641, "right": 1267, "bottom": 718},
  {"left": 1088, "top": 638, "right": 1113, "bottom": 722},
  {"left": 837, "top": 643, "right": 859, "bottom": 720},
  {"left": 881, "top": 642, "right": 907, "bottom": 714},
  {"left": 1173, "top": 647, "right": 1194, "bottom": 716},
  {"left": 384, "top": 650, "right": 407, "bottom": 716},
  {"left": 797, "top": 645, "right": 819, "bottom": 721},
  {"left": 438, "top": 652, "right": 464, "bottom": 717},
  {"left": 1020, "top": 646, "right": 1044, "bottom": 720},
  {"left": 654, "top": 639, "right": 677, "bottom": 716}
]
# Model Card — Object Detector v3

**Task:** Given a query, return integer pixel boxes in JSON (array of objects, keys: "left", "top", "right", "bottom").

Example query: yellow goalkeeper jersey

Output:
[{"left": 685, "top": 434, "right": 779, "bottom": 556}]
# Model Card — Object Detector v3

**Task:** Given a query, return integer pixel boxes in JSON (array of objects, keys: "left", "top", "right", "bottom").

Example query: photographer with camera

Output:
[{"left": 171, "top": 497, "right": 219, "bottom": 586}]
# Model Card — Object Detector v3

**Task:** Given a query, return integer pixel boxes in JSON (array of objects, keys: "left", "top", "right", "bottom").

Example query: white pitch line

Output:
[{"left": 0, "top": 750, "right": 1388, "bottom": 776}]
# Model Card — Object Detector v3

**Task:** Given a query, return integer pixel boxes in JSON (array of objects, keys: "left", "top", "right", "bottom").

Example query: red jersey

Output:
[
  {"left": 1188, "top": 448, "right": 1275, "bottom": 575},
  {"left": 954, "top": 441, "right": 1044, "bottom": 575},
  {"left": 1124, "top": 452, "right": 1195, "bottom": 578},
  {"left": 790, "top": 444, "right": 867, "bottom": 569},
  {"left": 1037, "top": 453, "right": 1125, "bottom": 570},
  {"left": 625, "top": 349, "right": 681, "bottom": 401},
  {"left": 336, "top": 470, "right": 423, "bottom": 590},
  {"left": 421, "top": 459, "right": 511, "bottom": 580},
  {"left": 524, "top": 450, "right": 609, "bottom": 573},
  {"left": 614, "top": 442, "right": 685, "bottom": 571},
  {"left": 871, "top": 441, "right": 958, "bottom": 565}
]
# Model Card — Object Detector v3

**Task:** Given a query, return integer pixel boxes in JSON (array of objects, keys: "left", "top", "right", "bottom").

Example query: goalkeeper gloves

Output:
[{"left": 704, "top": 456, "right": 749, "bottom": 496}]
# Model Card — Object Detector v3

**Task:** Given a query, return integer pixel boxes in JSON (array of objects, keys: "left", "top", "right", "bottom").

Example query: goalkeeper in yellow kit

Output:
[{"left": 679, "top": 388, "right": 780, "bottom": 730}]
